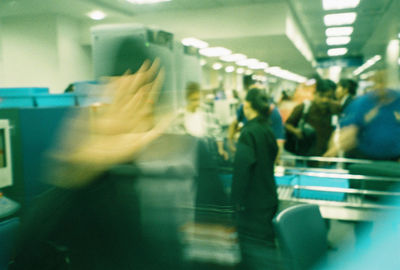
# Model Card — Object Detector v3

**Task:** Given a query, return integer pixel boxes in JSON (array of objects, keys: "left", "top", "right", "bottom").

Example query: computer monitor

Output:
[{"left": 0, "top": 119, "right": 12, "bottom": 189}]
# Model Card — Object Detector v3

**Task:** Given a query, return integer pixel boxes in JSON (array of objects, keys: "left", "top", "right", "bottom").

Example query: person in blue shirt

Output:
[
  {"left": 324, "top": 70, "right": 400, "bottom": 161},
  {"left": 228, "top": 87, "right": 285, "bottom": 162}
]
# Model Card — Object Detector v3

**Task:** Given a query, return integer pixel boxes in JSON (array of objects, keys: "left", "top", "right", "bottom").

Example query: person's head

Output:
[
  {"left": 313, "top": 77, "right": 335, "bottom": 109},
  {"left": 243, "top": 88, "right": 270, "bottom": 121},
  {"left": 336, "top": 79, "right": 358, "bottom": 100},
  {"left": 185, "top": 82, "right": 201, "bottom": 112},
  {"left": 325, "top": 79, "right": 337, "bottom": 92}
]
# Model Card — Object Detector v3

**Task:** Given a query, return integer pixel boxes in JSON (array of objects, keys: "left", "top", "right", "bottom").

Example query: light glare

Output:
[
  {"left": 327, "top": 48, "right": 348, "bottom": 56},
  {"left": 322, "top": 0, "right": 360, "bottom": 10},
  {"left": 324, "top": 13, "right": 357, "bottom": 26},
  {"left": 326, "top": 27, "right": 353, "bottom": 37},
  {"left": 326, "top": 36, "right": 351, "bottom": 45},
  {"left": 87, "top": 10, "right": 106, "bottom": 20}
]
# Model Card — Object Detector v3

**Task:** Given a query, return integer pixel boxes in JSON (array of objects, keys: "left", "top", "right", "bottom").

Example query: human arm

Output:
[
  {"left": 284, "top": 104, "right": 304, "bottom": 139},
  {"left": 323, "top": 125, "right": 359, "bottom": 157},
  {"left": 227, "top": 119, "right": 239, "bottom": 153},
  {"left": 231, "top": 131, "right": 256, "bottom": 210}
]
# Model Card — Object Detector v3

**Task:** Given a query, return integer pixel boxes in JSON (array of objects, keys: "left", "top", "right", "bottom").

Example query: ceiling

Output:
[{"left": 0, "top": 0, "right": 398, "bottom": 78}]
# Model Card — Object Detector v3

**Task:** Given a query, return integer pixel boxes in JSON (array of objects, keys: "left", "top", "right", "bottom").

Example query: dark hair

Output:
[
  {"left": 312, "top": 76, "right": 335, "bottom": 94},
  {"left": 338, "top": 79, "right": 358, "bottom": 96},
  {"left": 245, "top": 88, "right": 270, "bottom": 119},
  {"left": 324, "top": 79, "right": 337, "bottom": 91},
  {"left": 185, "top": 82, "right": 200, "bottom": 98}
]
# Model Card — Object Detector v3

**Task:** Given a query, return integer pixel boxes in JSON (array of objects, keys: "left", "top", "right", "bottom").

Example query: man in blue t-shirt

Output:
[{"left": 324, "top": 71, "right": 400, "bottom": 160}]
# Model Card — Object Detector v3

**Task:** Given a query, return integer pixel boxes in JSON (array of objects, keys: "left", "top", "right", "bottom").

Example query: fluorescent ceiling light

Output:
[
  {"left": 326, "top": 36, "right": 351, "bottom": 45},
  {"left": 326, "top": 27, "right": 353, "bottom": 37},
  {"left": 322, "top": 0, "right": 360, "bottom": 10},
  {"left": 324, "top": 12, "right": 357, "bottom": 26},
  {"left": 266, "top": 67, "right": 306, "bottom": 83},
  {"left": 126, "top": 0, "right": 170, "bottom": 4},
  {"left": 328, "top": 48, "right": 348, "bottom": 56},
  {"left": 220, "top": 54, "right": 247, "bottom": 62},
  {"left": 212, "top": 63, "right": 223, "bottom": 70},
  {"left": 245, "top": 70, "right": 253, "bottom": 75},
  {"left": 236, "top": 68, "right": 245, "bottom": 74},
  {"left": 199, "top": 47, "right": 231, "bottom": 57},
  {"left": 181, "top": 38, "right": 208, "bottom": 49},
  {"left": 236, "top": 58, "right": 259, "bottom": 67},
  {"left": 249, "top": 62, "right": 268, "bottom": 70},
  {"left": 225, "top": 66, "right": 235, "bottom": 73},
  {"left": 353, "top": 55, "right": 382, "bottom": 76},
  {"left": 87, "top": 10, "right": 106, "bottom": 20}
]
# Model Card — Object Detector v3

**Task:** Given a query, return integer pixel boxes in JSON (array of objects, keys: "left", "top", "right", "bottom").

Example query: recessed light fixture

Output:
[
  {"left": 236, "top": 58, "right": 259, "bottom": 67},
  {"left": 326, "top": 36, "right": 351, "bottom": 45},
  {"left": 212, "top": 63, "right": 223, "bottom": 70},
  {"left": 87, "top": 10, "right": 106, "bottom": 20},
  {"left": 220, "top": 54, "right": 247, "bottom": 62},
  {"left": 225, "top": 66, "right": 235, "bottom": 73},
  {"left": 324, "top": 12, "right": 357, "bottom": 26},
  {"left": 326, "top": 27, "right": 353, "bottom": 37},
  {"left": 126, "top": 0, "right": 171, "bottom": 4},
  {"left": 181, "top": 38, "right": 208, "bottom": 49},
  {"left": 327, "top": 48, "right": 348, "bottom": 56},
  {"left": 249, "top": 62, "right": 269, "bottom": 70},
  {"left": 322, "top": 0, "right": 360, "bottom": 10},
  {"left": 200, "top": 47, "right": 231, "bottom": 57}
]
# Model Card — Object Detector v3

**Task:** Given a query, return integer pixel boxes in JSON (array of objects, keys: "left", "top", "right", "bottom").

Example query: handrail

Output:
[
  {"left": 292, "top": 185, "right": 400, "bottom": 197},
  {"left": 280, "top": 155, "right": 372, "bottom": 164}
]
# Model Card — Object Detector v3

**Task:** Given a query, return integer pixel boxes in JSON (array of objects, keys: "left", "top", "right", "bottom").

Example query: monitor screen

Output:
[{"left": 0, "top": 120, "right": 12, "bottom": 189}]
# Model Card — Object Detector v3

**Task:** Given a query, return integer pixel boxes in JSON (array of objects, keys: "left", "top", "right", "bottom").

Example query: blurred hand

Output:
[{"left": 49, "top": 59, "right": 172, "bottom": 188}]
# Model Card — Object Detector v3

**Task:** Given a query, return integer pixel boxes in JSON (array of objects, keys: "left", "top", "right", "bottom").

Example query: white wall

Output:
[{"left": 0, "top": 14, "right": 93, "bottom": 93}]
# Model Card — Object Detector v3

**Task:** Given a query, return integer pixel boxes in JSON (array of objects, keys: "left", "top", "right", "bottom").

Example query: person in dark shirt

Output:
[
  {"left": 232, "top": 88, "right": 280, "bottom": 269},
  {"left": 336, "top": 78, "right": 358, "bottom": 115},
  {"left": 285, "top": 78, "right": 340, "bottom": 157}
]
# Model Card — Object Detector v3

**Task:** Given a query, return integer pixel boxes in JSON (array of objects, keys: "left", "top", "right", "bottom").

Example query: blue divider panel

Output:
[
  {"left": 35, "top": 93, "right": 76, "bottom": 107},
  {"left": 0, "top": 97, "right": 35, "bottom": 108},
  {"left": 292, "top": 175, "right": 349, "bottom": 201}
]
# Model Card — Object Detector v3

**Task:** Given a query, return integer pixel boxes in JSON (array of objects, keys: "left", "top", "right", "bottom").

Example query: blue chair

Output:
[
  {"left": 0, "top": 218, "right": 20, "bottom": 269},
  {"left": 273, "top": 204, "right": 328, "bottom": 270}
]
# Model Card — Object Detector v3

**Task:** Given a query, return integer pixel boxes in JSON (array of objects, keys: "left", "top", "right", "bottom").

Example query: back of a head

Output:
[
  {"left": 245, "top": 88, "right": 270, "bottom": 118},
  {"left": 313, "top": 76, "right": 331, "bottom": 94},
  {"left": 339, "top": 79, "right": 358, "bottom": 96},
  {"left": 324, "top": 79, "right": 337, "bottom": 91}
]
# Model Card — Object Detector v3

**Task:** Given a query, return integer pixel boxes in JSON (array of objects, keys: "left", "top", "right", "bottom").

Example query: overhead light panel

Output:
[
  {"left": 328, "top": 48, "right": 348, "bottom": 56},
  {"left": 322, "top": 0, "right": 360, "bottom": 10},
  {"left": 87, "top": 10, "right": 106, "bottom": 20},
  {"left": 266, "top": 67, "right": 306, "bottom": 83},
  {"left": 326, "top": 36, "right": 351, "bottom": 45},
  {"left": 126, "top": 0, "right": 171, "bottom": 4},
  {"left": 324, "top": 12, "right": 357, "bottom": 26},
  {"left": 249, "top": 62, "right": 268, "bottom": 70},
  {"left": 181, "top": 38, "right": 208, "bottom": 49},
  {"left": 353, "top": 55, "right": 382, "bottom": 76},
  {"left": 212, "top": 63, "right": 223, "bottom": 70},
  {"left": 200, "top": 47, "right": 231, "bottom": 57},
  {"left": 220, "top": 54, "right": 247, "bottom": 62},
  {"left": 326, "top": 27, "right": 353, "bottom": 37},
  {"left": 236, "top": 58, "right": 259, "bottom": 67}
]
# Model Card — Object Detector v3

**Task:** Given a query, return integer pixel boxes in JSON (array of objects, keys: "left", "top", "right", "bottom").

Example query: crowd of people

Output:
[{"left": 7, "top": 56, "right": 400, "bottom": 270}]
